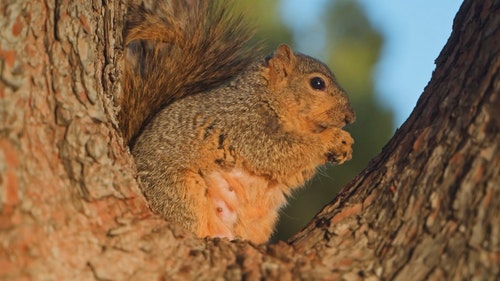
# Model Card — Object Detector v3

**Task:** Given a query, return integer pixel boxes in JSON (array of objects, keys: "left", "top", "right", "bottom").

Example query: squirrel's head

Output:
[{"left": 264, "top": 44, "right": 355, "bottom": 134}]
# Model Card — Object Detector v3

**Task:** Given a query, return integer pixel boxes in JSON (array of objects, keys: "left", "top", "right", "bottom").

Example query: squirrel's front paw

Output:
[{"left": 325, "top": 129, "right": 353, "bottom": 164}]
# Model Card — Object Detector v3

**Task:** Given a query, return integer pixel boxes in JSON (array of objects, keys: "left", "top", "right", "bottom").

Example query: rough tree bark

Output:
[{"left": 0, "top": 0, "right": 498, "bottom": 280}]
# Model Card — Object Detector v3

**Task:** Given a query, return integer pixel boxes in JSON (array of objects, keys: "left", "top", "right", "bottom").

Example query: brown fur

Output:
[
  {"left": 121, "top": 0, "right": 260, "bottom": 143},
  {"left": 122, "top": 0, "right": 355, "bottom": 243}
]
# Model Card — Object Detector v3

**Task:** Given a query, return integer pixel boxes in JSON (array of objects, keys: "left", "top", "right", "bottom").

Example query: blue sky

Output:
[{"left": 281, "top": 0, "right": 463, "bottom": 127}]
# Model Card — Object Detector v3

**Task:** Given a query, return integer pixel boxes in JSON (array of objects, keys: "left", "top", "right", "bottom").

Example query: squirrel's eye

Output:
[{"left": 310, "top": 77, "right": 326, "bottom": 90}]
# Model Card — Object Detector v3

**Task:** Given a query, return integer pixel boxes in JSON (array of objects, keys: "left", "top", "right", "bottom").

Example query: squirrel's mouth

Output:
[{"left": 315, "top": 120, "right": 347, "bottom": 132}]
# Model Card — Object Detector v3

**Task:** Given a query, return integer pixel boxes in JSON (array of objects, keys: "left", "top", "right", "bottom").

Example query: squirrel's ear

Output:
[{"left": 267, "top": 44, "right": 296, "bottom": 81}]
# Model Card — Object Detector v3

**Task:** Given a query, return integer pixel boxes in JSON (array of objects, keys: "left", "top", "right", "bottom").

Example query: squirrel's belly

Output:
[{"left": 199, "top": 168, "right": 287, "bottom": 242}]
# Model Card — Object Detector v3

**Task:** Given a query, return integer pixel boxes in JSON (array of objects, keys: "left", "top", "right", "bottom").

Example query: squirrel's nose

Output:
[{"left": 344, "top": 106, "right": 355, "bottom": 125}]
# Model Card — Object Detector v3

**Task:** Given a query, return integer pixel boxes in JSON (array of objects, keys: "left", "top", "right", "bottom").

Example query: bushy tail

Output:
[{"left": 120, "top": 0, "right": 260, "bottom": 144}]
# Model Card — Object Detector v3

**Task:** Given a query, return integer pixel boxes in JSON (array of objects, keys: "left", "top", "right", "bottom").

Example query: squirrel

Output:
[{"left": 119, "top": 0, "right": 355, "bottom": 243}]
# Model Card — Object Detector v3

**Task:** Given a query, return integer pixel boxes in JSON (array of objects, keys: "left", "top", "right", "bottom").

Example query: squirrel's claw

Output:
[
  {"left": 325, "top": 129, "right": 353, "bottom": 164},
  {"left": 325, "top": 149, "right": 352, "bottom": 164}
]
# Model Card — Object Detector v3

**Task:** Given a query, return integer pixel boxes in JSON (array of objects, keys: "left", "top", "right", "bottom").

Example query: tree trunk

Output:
[{"left": 1, "top": 0, "right": 498, "bottom": 280}]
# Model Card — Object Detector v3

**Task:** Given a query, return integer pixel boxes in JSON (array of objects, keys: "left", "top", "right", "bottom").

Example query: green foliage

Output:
[{"left": 233, "top": 0, "right": 293, "bottom": 52}]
